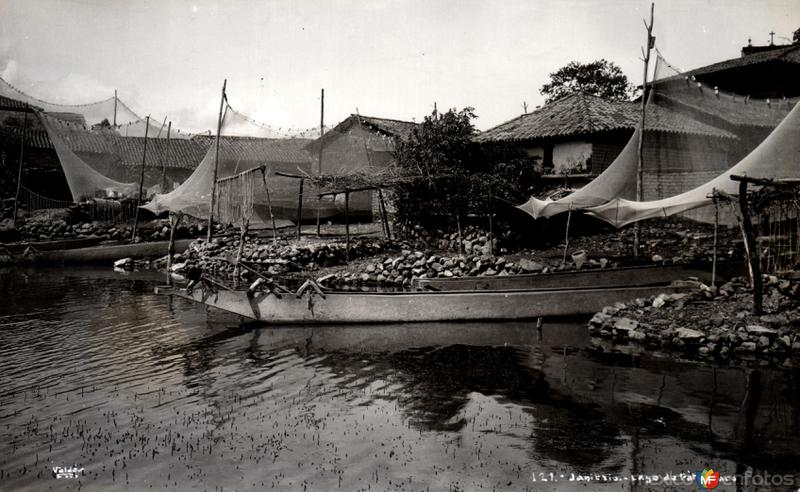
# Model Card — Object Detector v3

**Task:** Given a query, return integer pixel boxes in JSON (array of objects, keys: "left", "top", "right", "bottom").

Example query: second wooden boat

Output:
[{"left": 412, "top": 261, "right": 745, "bottom": 291}]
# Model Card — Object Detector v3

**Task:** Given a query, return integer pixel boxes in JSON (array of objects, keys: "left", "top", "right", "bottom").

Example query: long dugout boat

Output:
[
  {"left": 412, "top": 261, "right": 745, "bottom": 291},
  {"left": 156, "top": 282, "right": 691, "bottom": 324}
]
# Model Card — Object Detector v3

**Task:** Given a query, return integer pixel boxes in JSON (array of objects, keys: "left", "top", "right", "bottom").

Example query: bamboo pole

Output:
[
  {"left": 633, "top": 2, "right": 655, "bottom": 259},
  {"left": 259, "top": 168, "right": 278, "bottom": 246},
  {"left": 344, "top": 191, "right": 350, "bottom": 261},
  {"left": 207, "top": 79, "right": 227, "bottom": 243},
  {"left": 131, "top": 115, "right": 150, "bottom": 243},
  {"left": 12, "top": 104, "right": 29, "bottom": 228},
  {"left": 296, "top": 178, "right": 304, "bottom": 241},
  {"left": 113, "top": 90, "right": 117, "bottom": 128}
]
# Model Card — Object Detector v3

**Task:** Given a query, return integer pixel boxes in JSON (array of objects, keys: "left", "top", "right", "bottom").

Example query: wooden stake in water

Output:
[
  {"left": 131, "top": 115, "right": 150, "bottom": 243},
  {"left": 166, "top": 212, "right": 181, "bottom": 284}
]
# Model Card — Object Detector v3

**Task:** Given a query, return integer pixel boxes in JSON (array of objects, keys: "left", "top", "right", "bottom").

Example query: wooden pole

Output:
[
  {"left": 488, "top": 188, "right": 494, "bottom": 256},
  {"left": 737, "top": 179, "right": 763, "bottom": 314},
  {"left": 633, "top": 2, "right": 654, "bottom": 259},
  {"left": 296, "top": 178, "right": 304, "bottom": 241},
  {"left": 456, "top": 212, "right": 463, "bottom": 254},
  {"left": 131, "top": 115, "right": 150, "bottom": 243},
  {"left": 166, "top": 212, "right": 181, "bottom": 283},
  {"left": 207, "top": 79, "right": 227, "bottom": 243},
  {"left": 562, "top": 206, "right": 573, "bottom": 266},
  {"left": 12, "top": 104, "right": 29, "bottom": 228},
  {"left": 113, "top": 89, "right": 117, "bottom": 128},
  {"left": 316, "top": 88, "right": 325, "bottom": 236},
  {"left": 378, "top": 188, "right": 391, "bottom": 240},
  {"left": 344, "top": 191, "right": 350, "bottom": 261},
  {"left": 234, "top": 219, "right": 249, "bottom": 281},
  {"left": 259, "top": 168, "right": 278, "bottom": 246},
  {"left": 711, "top": 190, "right": 719, "bottom": 288},
  {"left": 161, "top": 121, "right": 171, "bottom": 192}
]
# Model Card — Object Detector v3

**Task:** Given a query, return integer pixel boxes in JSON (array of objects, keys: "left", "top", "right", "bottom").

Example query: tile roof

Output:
[
  {"left": 356, "top": 115, "right": 418, "bottom": 140},
  {"left": 652, "top": 84, "right": 795, "bottom": 128},
  {"left": 476, "top": 92, "right": 736, "bottom": 143},
  {"left": 191, "top": 135, "right": 313, "bottom": 165},
  {"left": 0, "top": 95, "right": 41, "bottom": 112},
  {"left": 8, "top": 118, "right": 313, "bottom": 170},
  {"left": 683, "top": 44, "right": 800, "bottom": 79}
]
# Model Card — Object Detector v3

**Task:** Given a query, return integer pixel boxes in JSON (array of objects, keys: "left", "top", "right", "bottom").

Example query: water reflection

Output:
[{"left": 0, "top": 267, "right": 798, "bottom": 491}]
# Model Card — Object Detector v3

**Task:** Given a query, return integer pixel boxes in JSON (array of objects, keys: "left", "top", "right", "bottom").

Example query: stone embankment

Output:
[{"left": 589, "top": 275, "right": 800, "bottom": 363}]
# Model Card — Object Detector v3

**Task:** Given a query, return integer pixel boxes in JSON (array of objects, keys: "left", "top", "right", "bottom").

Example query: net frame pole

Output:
[
  {"left": 562, "top": 205, "right": 573, "bottom": 266},
  {"left": 113, "top": 90, "right": 117, "bottom": 128},
  {"left": 131, "top": 115, "right": 150, "bottom": 243},
  {"left": 207, "top": 79, "right": 227, "bottom": 243},
  {"left": 12, "top": 104, "right": 29, "bottom": 228},
  {"left": 633, "top": 2, "right": 654, "bottom": 259}
]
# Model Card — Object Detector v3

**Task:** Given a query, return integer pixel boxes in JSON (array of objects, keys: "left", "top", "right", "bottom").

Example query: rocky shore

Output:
[{"left": 589, "top": 274, "right": 800, "bottom": 364}]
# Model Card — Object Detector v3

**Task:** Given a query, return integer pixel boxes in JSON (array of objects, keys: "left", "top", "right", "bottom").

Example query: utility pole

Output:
[
  {"left": 131, "top": 115, "right": 150, "bottom": 243},
  {"left": 633, "top": 2, "right": 654, "bottom": 259},
  {"left": 207, "top": 79, "right": 227, "bottom": 242}
]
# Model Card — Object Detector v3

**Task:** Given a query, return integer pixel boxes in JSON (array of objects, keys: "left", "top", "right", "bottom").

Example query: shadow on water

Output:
[{"left": 1, "top": 266, "right": 799, "bottom": 490}]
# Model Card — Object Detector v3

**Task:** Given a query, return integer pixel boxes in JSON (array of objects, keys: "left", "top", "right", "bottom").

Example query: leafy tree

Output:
[
  {"left": 540, "top": 59, "right": 634, "bottom": 103},
  {"left": 393, "top": 108, "right": 537, "bottom": 234},
  {"left": 393, "top": 107, "right": 481, "bottom": 230},
  {"left": 793, "top": 27, "right": 800, "bottom": 44}
]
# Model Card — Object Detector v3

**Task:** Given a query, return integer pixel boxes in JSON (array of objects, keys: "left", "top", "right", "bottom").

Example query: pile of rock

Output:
[
  {"left": 588, "top": 275, "right": 800, "bottom": 362},
  {"left": 173, "top": 236, "right": 397, "bottom": 279},
  {"left": 14, "top": 217, "right": 210, "bottom": 243},
  {"left": 317, "top": 251, "right": 615, "bottom": 288},
  {"left": 402, "top": 225, "right": 502, "bottom": 255}
]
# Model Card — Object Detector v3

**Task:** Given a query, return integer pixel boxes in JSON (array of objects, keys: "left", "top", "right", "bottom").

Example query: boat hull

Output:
[
  {"left": 157, "top": 284, "right": 688, "bottom": 324},
  {"left": 413, "top": 262, "right": 745, "bottom": 291}
]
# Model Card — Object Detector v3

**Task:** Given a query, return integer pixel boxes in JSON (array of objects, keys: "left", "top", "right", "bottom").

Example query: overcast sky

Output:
[{"left": 0, "top": 0, "right": 797, "bottom": 133}]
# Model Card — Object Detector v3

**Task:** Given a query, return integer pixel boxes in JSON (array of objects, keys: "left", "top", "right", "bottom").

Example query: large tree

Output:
[
  {"left": 540, "top": 59, "right": 634, "bottom": 103},
  {"left": 793, "top": 27, "right": 800, "bottom": 44}
]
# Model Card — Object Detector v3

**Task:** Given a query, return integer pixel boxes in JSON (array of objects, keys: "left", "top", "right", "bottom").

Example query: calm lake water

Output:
[{"left": 1, "top": 267, "right": 799, "bottom": 491}]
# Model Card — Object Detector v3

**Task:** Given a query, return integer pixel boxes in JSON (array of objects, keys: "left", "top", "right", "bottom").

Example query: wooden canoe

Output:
[
  {"left": 156, "top": 283, "right": 690, "bottom": 324},
  {"left": 412, "top": 261, "right": 746, "bottom": 291},
  {"left": 35, "top": 239, "right": 194, "bottom": 264}
]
